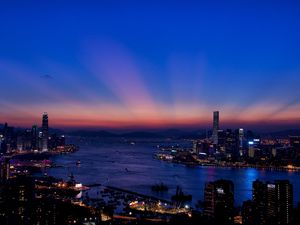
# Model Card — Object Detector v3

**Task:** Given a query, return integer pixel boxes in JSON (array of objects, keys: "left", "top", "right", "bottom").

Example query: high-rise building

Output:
[
  {"left": 252, "top": 180, "right": 267, "bottom": 225},
  {"left": 31, "top": 125, "right": 38, "bottom": 150},
  {"left": 242, "top": 200, "right": 255, "bottom": 225},
  {"left": 204, "top": 179, "right": 234, "bottom": 224},
  {"left": 42, "top": 113, "right": 49, "bottom": 152},
  {"left": 192, "top": 141, "right": 200, "bottom": 154},
  {"left": 239, "top": 128, "right": 244, "bottom": 148},
  {"left": 266, "top": 180, "right": 293, "bottom": 225},
  {"left": 17, "top": 135, "right": 23, "bottom": 151},
  {"left": 214, "top": 129, "right": 240, "bottom": 159},
  {"left": 0, "top": 135, "right": 4, "bottom": 153},
  {"left": 1, "top": 123, "right": 16, "bottom": 153},
  {"left": 248, "top": 141, "right": 255, "bottom": 158},
  {"left": 250, "top": 180, "right": 293, "bottom": 225},
  {"left": 16, "top": 130, "right": 32, "bottom": 151},
  {"left": 212, "top": 111, "right": 219, "bottom": 145},
  {"left": 238, "top": 128, "right": 245, "bottom": 156},
  {"left": 0, "top": 157, "right": 11, "bottom": 182},
  {"left": 38, "top": 132, "right": 43, "bottom": 150}
]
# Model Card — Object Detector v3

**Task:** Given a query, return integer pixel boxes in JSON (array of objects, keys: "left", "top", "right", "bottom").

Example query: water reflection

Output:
[{"left": 48, "top": 138, "right": 300, "bottom": 206}]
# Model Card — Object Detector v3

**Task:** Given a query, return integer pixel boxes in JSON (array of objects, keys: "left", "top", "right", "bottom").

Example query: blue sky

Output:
[{"left": 0, "top": 0, "right": 300, "bottom": 130}]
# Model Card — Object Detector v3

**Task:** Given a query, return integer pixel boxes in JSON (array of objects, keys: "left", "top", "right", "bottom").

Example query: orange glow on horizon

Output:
[{"left": 2, "top": 101, "right": 300, "bottom": 130}]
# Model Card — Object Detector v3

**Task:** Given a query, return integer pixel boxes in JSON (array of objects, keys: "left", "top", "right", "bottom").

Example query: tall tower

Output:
[
  {"left": 212, "top": 111, "right": 219, "bottom": 145},
  {"left": 42, "top": 112, "right": 49, "bottom": 151}
]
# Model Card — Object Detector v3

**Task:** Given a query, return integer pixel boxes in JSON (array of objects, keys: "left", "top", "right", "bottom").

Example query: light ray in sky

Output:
[{"left": 1, "top": 1, "right": 300, "bottom": 130}]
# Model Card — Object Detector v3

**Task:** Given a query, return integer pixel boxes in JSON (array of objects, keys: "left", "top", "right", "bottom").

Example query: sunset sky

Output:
[{"left": 1, "top": 0, "right": 300, "bottom": 131}]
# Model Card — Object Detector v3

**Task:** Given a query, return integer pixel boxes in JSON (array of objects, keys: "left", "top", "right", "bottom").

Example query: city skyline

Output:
[
  {"left": 2, "top": 2, "right": 300, "bottom": 224},
  {"left": 1, "top": 1, "right": 300, "bottom": 131}
]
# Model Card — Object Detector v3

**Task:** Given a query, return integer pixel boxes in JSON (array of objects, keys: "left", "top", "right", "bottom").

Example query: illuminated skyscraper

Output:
[
  {"left": 42, "top": 113, "right": 48, "bottom": 151},
  {"left": 239, "top": 128, "right": 244, "bottom": 148},
  {"left": 204, "top": 179, "right": 234, "bottom": 224},
  {"left": 212, "top": 111, "right": 219, "bottom": 145},
  {"left": 266, "top": 180, "right": 293, "bottom": 225},
  {"left": 251, "top": 180, "right": 293, "bottom": 225},
  {"left": 248, "top": 141, "right": 255, "bottom": 158},
  {"left": 252, "top": 180, "right": 267, "bottom": 225}
]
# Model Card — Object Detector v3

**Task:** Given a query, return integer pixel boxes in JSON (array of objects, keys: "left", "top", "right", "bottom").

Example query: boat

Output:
[{"left": 76, "top": 160, "right": 81, "bottom": 166}]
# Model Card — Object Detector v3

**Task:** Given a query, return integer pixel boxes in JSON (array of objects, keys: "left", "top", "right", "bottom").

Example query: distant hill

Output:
[
  {"left": 68, "top": 130, "right": 163, "bottom": 138},
  {"left": 262, "top": 129, "right": 300, "bottom": 138},
  {"left": 3, "top": 124, "right": 300, "bottom": 139},
  {"left": 158, "top": 129, "right": 189, "bottom": 138},
  {"left": 177, "top": 131, "right": 207, "bottom": 139},
  {"left": 68, "top": 130, "right": 119, "bottom": 138},
  {"left": 120, "top": 131, "right": 164, "bottom": 139},
  {"left": 68, "top": 128, "right": 300, "bottom": 139},
  {"left": 67, "top": 129, "right": 207, "bottom": 139}
]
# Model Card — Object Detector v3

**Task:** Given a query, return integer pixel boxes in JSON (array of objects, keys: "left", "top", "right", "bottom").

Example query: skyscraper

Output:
[
  {"left": 242, "top": 200, "right": 255, "bottom": 225},
  {"left": 266, "top": 180, "right": 293, "bottom": 225},
  {"left": 212, "top": 111, "right": 219, "bottom": 145},
  {"left": 239, "top": 128, "right": 244, "bottom": 148},
  {"left": 252, "top": 180, "right": 267, "bottom": 225},
  {"left": 248, "top": 141, "right": 255, "bottom": 158},
  {"left": 31, "top": 125, "right": 38, "bottom": 150},
  {"left": 204, "top": 179, "right": 234, "bottom": 224},
  {"left": 0, "top": 157, "right": 11, "bottom": 182},
  {"left": 250, "top": 180, "right": 293, "bottom": 225},
  {"left": 42, "top": 113, "right": 48, "bottom": 152}
]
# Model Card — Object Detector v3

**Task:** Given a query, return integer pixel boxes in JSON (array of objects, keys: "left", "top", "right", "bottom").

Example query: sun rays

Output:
[{"left": 1, "top": 42, "right": 300, "bottom": 130}]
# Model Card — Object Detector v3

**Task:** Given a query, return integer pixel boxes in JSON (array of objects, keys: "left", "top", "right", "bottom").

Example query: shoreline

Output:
[{"left": 157, "top": 158, "right": 300, "bottom": 172}]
